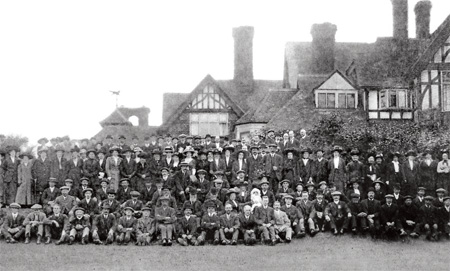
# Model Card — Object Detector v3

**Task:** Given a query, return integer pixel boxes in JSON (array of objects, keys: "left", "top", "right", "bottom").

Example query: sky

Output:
[{"left": 0, "top": 0, "right": 449, "bottom": 144}]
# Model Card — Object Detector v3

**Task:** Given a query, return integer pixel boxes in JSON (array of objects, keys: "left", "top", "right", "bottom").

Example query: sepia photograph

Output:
[{"left": 1, "top": 0, "right": 450, "bottom": 270}]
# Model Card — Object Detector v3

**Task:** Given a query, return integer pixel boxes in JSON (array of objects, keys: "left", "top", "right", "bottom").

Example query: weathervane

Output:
[{"left": 110, "top": 90, "right": 121, "bottom": 108}]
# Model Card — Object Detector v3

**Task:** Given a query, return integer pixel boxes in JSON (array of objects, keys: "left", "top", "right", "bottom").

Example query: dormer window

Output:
[{"left": 313, "top": 71, "right": 358, "bottom": 109}]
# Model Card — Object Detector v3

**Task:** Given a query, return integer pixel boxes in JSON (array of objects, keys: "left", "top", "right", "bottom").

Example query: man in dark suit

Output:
[
  {"left": 210, "top": 149, "right": 226, "bottom": 175},
  {"left": 117, "top": 178, "right": 132, "bottom": 204},
  {"left": 413, "top": 187, "right": 426, "bottom": 209},
  {"left": 101, "top": 189, "right": 122, "bottom": 219},
  {"left": 223, "top": 146, "right": 235, "bottom": 183},
  {"left": 360, "top": 187, "right": 382, "bottom": 238},
  {"left": 239, "top": 205, "right": 258, "bottom": 245},
  {"left": 64, "top": 148, "right": 84, "bottom": 189},
  {"left": 399, "top": 195, "right": 419, "bottom": 236},
  {"left": 117, "top": 207, "right": 137, "bottom": 245},
  {"left": 314, "top": 149, "right": 329, "bottom": 184},
  {"left": 247, "top": 146, "right": 264, "bottom": 184},
  {"left": 31, "top": 148, "right": 52, "bottom": 201},
  {"left": 402, "top": 150, "right": 419, "bottom": 196},
  {"left": 177, "top": 203, "right": 198, "bottom": 246},
  {"left": 419, "top": 150, "right": 438, "bottom": 195},
  {"left": 380, "top": 194, "right": 407, "bottom": 239},
  {"left": 325, "top": 191, "right": 351, "bottom": 235},
  {"left": 254, "top": 196, "right": 276, "bottom": 245},
  {"left": 41, "top": 178, "right": 61, "bottom": 215},
  {"left": 95, "top": 179, "right": 110, "bottom": 202},
  {"left": 92, "top": 203, "right": 116, "bottom": 245},
  {"left": 287, "top": 131, "right": 300, "bottom": 149},
  {"left": 43, "top": 204, "right": 69, "bottom": 245},
  {"left": 75, "top": 188, "right": 99, "bottom": 219},
  {"left": 437, "top": 196, "right": 450, "bottom": 238},
  {"left": 140, "top": 179, "right": 156, "bottom": 205},
  {"left": 219, "top": 203, "right": 240, "bottom": 245},
  {"left": 123, "top": 191, "right": 144, "bottom": 217},
  {"left": 414, "top": 196, "right": 439, "bottom": 240},
  {"left": 264, "top": 144, "right": 283, "bottom": 193},
  {"left": 298, "top": 148, "right": 316, "bottom": 185},
  {"left": 1, "top": 203, "right": 25, "bottom": 243},
  {"left": 260, "top": 179, "right": 276, "bottom": 207},
  {"left": 120, "top": 148, "right": 137, "bottom": 187},
  {"left": 281, "top": 194, "right": 305, "bottom": 237},
  {"left": 296, "top": 190, "right": 316, "bottom": 236},
  {"left": 50, "top": 146, "right": 67, "bottom": 188}
]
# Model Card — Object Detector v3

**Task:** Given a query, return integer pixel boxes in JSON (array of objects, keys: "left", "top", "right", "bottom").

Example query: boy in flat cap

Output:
[
  {"left": 155, "top": 195, "right": 177, "bottom": 246},
  {"left": 325, "top": 191, "right": 351, "bottom": 235},
  {"left": 24, "top": 204, "right": 47, "bottom": 244},
  {"left": 54, "top": 185, "right": 77, "bottom": 216},
  {"left": 136, "top": 206, "right": 155, "bottom": 246},
  {"left": 413, "top": 186, "right": 427, "bottom": 209},
  {"left": 219, "top": 203, "right": 240, "bottom": 245},
  {"left": 198, "top": 201, "right": 221, "bottom": 245},
  {"left": 117, "top": 206, "right": 137, "bottom": 245},
  {"left": 43, "top": 204, "right": 69, "bottom": 245},
  {"left": 123, "top": 191, "right": 144, "bottom": 218},
  {"left": 416, "top": 195, "right": 439, "bottom": 241},
  {"left": 92, "top": 203, "right": 117, "bottom": 245},
  {"left": 433, "top": 188, "right": 447, "bottom": 208},
  {"left": 177, "top": 203, "right": 198, "bottom": 246},
  {"left": 75, "top": 188, "right": 99, "bottom": 219},
  {"left": 254, "top": 195, "right": 276, "bottom": 245},
  {"left": 68, "top": 207, "right": 90, "bottom": 245},
  {"left": 311, "top": 191, "right": 328, "bottom": 233},
  {"left": 2, "top": 203, "right": 25, "bottom": 243},
  {"left": 380, "top": 194, "right": 406, "bottom": 239},
  {"left": 348, "top": 193, "right": 367, "bottom": 234},
  {"left": 101, "top": 189, "right": 122, "bottom": 219},
  {"left": 437, "top": 196, "right": 450, "bottom": 238}
]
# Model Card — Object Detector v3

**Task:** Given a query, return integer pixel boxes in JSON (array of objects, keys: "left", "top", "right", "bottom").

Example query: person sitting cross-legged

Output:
[
  {"left": 24, "top": 204, "right": 47, "bottom": 244},
  {"left": 177, "top": 203, "right": 198, "bottom": 246},
  {"left": 43, "top": 204, "right": 69, "bottom": 245},
  {"left": 117, "top": 207, "right": 137, "bottom": 245},
  {"left": 155, "top": 195, "right": 177, "bottom": 246},
  {"left": 219, "top": 203, "right": 240, "bottom": 245},
  {"left": 92, "top": 203, "right": 116, "bottom": 245},
  {"left": 136, "top": 206, "right": 156, "bottom": 246}
]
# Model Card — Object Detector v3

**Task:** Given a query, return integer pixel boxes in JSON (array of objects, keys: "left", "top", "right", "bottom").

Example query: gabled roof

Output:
[
  {"left": 100, "top": 108, "right": 132, "bottom": 127},
  {"left": 94, "top": 125, "right": 159, "bottom": 141},
  {"left": 409, "top": 14, "right": 450, "bottom": 78},
  {"left": 163, "top": 75, "right": 245, "bottom": 126},
  {"left": 235, "top": 89, "right": 297, "bottom": 125},
  {"left": 314, "top": 70, "right": 357, "bottom": 91}
]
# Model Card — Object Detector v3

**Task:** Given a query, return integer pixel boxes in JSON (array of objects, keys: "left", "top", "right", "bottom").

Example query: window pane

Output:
[
  {"left": 210, "top": 123, "right": 220, "bottom": 136},
  {"left": 318, "top": 93, "right": 326, "bottom": 108},
  {"left": 209, "top": 114, "right": 219, "bottom": 122},
  {"left": 347, "top": 94, "right": 355, "bottom": 108},
  {"left": 327, "top": 94, "right": 335, "bottom": 108},
  {"left": 219, "top": 113, "right": 228, "bottom": 122},
  {"left": 219, "top": 123, "right": 228, "bottom": 136},
  {"left": 398, "top": 90, "right": 406, "bottom": 108},
  {"left": 199, "top": 114, "right": 209, "bottom": 122},
  {"left": 389, "top": 92, "right": 397, "bottom": 107},
  {"left": 208, "top": 96, "right": 214, "bottom": 109},
  {"left": 190, "top": 123, "right": 199, "bottom": 136},
  {"left": 190, "top": 113, "right": 198, "bottom": 122},
  {"left": 443, "top": 85, "right": 450, "bottom": 111},
  {"left": 380, "top": 91, "right": 386, "bottom": 108},
  {"left": 338, "top": 93, "right": 346, "bottom": 108}
]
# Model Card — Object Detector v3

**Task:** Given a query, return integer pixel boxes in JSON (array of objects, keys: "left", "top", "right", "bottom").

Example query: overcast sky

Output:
[{"left": 0, "top": 0, "right": 449, "bottom": 144}]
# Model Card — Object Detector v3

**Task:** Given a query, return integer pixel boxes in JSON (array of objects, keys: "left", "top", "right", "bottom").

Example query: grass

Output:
[{"left": 1, "top": 233, "right": 449, "bottom": 271}]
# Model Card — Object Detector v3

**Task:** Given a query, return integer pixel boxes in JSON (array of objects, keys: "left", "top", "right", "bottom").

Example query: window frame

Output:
[
  {"left": 378, "top": 89, "right": 411, "bottom": 109},
  {"left": 315, "top": 90, "right": 357, "bottom": 109}
]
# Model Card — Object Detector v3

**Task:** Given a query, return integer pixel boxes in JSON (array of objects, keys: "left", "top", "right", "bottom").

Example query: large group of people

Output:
[{"left": 0, "top": 129, "right": 449, "bottom": 246}]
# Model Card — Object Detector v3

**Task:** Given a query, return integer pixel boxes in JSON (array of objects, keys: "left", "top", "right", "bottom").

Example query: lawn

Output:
[{"left": 1, "top": 233, "right": 448, "bottom": 271}]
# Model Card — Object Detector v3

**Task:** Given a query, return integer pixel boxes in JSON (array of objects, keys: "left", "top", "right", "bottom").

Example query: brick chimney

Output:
[
  {"left": 232, "top": 26, "right": 254, "bottom": 90},
  {"left": 391, "top": 0, "right": 409, "bottom": 39},
  {"left": 415, "top": 0, "right": 432, "bottom": 39},
  {"left": 310, "top": 23, "right": 337, "bottom": 74}
]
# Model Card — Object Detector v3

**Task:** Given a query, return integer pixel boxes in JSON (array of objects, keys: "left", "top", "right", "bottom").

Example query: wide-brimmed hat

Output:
[
  {"left": 19, "top": 153, "right": 33, "bottom": 159},
  {"left": 332, "top": 146, "right": 343, "bottom": 152},
  {"left": 283, "top": 147, "right": 298, "bottom": 156}
]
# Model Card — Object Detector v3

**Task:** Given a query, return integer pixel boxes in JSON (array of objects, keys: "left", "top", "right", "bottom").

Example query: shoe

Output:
[
  {"left": 55, "top": 240, "right": 62, "bottom": 245},
  {"left": 339, "top": 229, "right": 344, "bottom": 235},
  {"left": 286, "top": 238, "right": 291, "bottom": 244},
  {"left": 297, "top": 232, "right": 306, "bottom": 238},
  {"left": 45, "top": 237, "right": 51, "bottom": 244},
  {"left": 178, "top": 238, "right": 188, "bottom": 246},
  {"left": 231, "top": 240, "right": 237, "bottom": 246},
  {"left": 400, "top": 230, "right": 407, "bottom": 236},
  {"left": 161, "top": 239, "right": 167, "bottom": 246},
  {"left": 81, "top": 238, "right": 87, "bottom": 245},
  {"left": 310, "top": 229, "right": 318, "bottom": 237},
  {"left": 94, "top": 240, "right": 103, "bottom": 245},
  {"left": 221, "top": 240, "right": 227, "bottom": 245},
  {"left": 68, "top": 239, "right": 73, "bottom": 245},
  {"left": 25, "top": 237, "right": 30, "bottom": 244},
  {"left": 167, "top": 239, "right": 172, "bottom": 246},
  {"left": 36, "top": 236, "right": 41, "bottom": 245},
  {"left": 333, "top": 229, "right": 339, "bottom": 235},
  {"left": 5, "top": 238, "right": 10, "bottom": 243},
  {"left": 10, "top": 238, "right": 17, "bottom": 244},
  {"left": 213, "top": 239, "right": 220, "bottom": 245},
  {"left": 270, "top": 240, "right": 276, "bottom": 246}
]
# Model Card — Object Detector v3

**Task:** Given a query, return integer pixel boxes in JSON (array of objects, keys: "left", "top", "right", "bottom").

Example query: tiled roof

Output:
[
  {"left": 236, "top": 89, "right": 297, "bottom": 125},
  {"left": 99, "top": 108, "right": 131, "bottom": 127},
  {"left": 162, "top": 93, "right": 189, "bottom": 123}
]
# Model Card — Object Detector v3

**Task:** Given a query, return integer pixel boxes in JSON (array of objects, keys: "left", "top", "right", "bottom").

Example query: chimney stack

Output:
[
  {"left": 391, "top": 0, "right": 409, "bottom": 39},
  {"left": 232, "top": 26, "right": 254, "bottom": 90},
  {"left": 310, "top": 22, "right": 337, "bottom": 74},
  {"left": 415, "top": 0, "right": 432, "bottom": 39}
]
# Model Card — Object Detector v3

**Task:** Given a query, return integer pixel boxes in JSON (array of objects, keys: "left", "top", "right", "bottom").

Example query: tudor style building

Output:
[{"left": 160, "top": 0, "right": 450, "bottom": 141}]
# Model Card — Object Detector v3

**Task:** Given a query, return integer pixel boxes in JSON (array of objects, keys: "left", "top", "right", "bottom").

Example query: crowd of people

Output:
[{"left": 0, "top": 129, "right": 449, "bottom": 246}]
